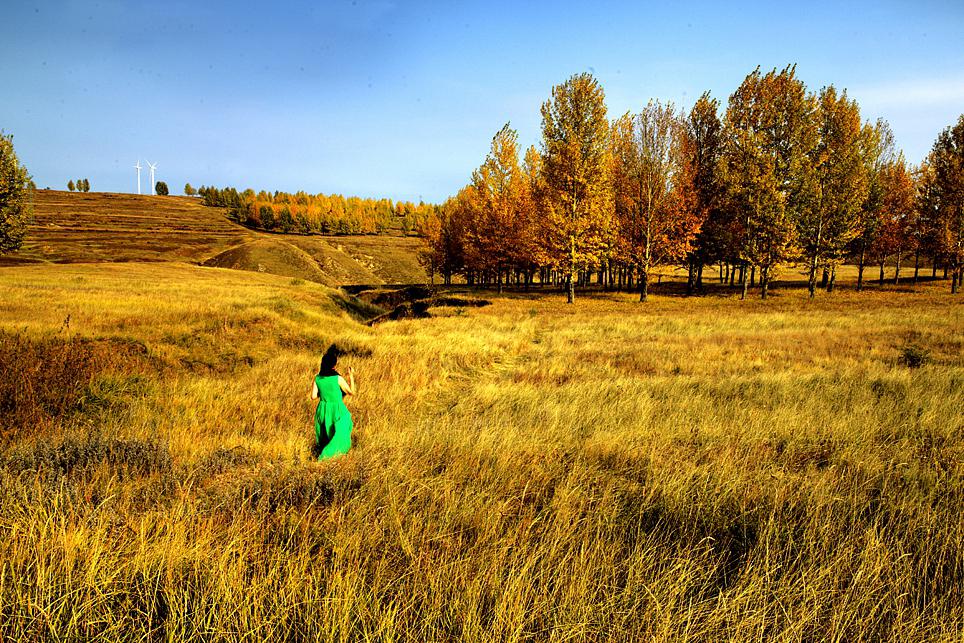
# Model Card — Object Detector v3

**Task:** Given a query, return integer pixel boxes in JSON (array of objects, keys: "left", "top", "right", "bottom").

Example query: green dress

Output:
[{"left": 314, "top": 374, "right": 353, "bottom": 460}]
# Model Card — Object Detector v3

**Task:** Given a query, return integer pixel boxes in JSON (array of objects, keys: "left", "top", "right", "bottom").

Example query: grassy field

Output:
[
  {"left": 3, "top": 190, "right": 427, "bottom": 285},
  {"left": 0, "top": 262, "right": 962, "bottom": 641}
]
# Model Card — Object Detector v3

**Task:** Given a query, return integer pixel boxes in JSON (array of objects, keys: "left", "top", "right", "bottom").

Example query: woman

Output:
[{"left": 310, "top": 345, "right": 356, "bottom": 460}]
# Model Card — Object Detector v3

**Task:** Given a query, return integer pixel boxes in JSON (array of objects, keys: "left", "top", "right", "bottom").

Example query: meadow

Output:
[{"left": 0, "top": 261, "right": 962, "bottom": 642}]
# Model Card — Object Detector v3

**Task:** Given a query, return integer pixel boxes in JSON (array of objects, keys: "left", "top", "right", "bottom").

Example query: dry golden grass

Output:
[{"left": 0, "top": 262, "right": 961, "bottom": 642}]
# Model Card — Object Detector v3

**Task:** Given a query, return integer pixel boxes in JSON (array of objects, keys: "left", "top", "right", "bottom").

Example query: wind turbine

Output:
[
  {"left": 134, "top": 160, "right": 142, "bottom": 194},
  {"left": 146, "top": 161, "right": 157, "bottom": 195}
]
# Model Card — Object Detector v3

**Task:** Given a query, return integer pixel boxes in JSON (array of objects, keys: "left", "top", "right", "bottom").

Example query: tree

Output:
[
  {"left": 540, "top": 72, "right": 612, "bottom": 303},
  {"left": 463, "top": 124, "right": 532, "bottom": 292},
  {"left": 913, "top": 158, "right": 942, "bottom": 283},
  {"left": 184, "top": 183, "right": 197, "bottom": 196},
  {"left": 81, "top": 178, "right": 90, "bottom": 192},
  {"left": 422, "top": 189, "right": 470, "bottom": 284},
  {"left": 851, "top": 120, "right": 895, "bottom": 291},
  {"left": 155, "top": 181, "right": 169, "bottom": 196},
  {"left": 67, "top": 180, "right": 75, "bottom": 192},
  {"left": 882, "top": 156, "right": 915, "bottom": 285},
  {"left": 930, "top": 114, "right": 964, "bottom": 292},
  {"left": 686, "top": 92, "right": 727, "bottom": 293},
  {"left": 907, "top": 161, "right": 934, "bottom": 284},
  {"left": 865, "top": 156, "right": 912, "bottom": 286},
  {"left": 611, "top": 101, "right": 701, "bottom": 301},
  {"left": 517, "top": 145, "right": 546, "bottom": 287},
  {"left": 0, "top": 133, "right": 31, "bottom": 254},
  {"left": 721, "top": 66, "right": 809, "bottom": 299},
  {"left": 278, "top": 205, "right": 294, "bottom": 232},
  {"left": 801, "top": 86, "right": 867, "bottom": 295}
]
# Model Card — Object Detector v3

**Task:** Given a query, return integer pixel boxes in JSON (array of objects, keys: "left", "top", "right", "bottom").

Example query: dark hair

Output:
[{"left": 317, "top": 344, "right": 340, "bottom": 377}]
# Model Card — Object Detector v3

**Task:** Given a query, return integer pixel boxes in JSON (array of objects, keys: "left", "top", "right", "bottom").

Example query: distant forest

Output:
[{"left": 198, "top": 186, "right": 437, "bottom": 236}]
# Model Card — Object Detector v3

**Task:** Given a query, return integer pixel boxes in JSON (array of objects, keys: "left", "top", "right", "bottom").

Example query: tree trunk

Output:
[
  {"left": 808, "top": 255, "right": 819, "bottom": 299},
  {"left": 498, "top": 268, "right": 503, "bottom": 294},
  {"left": 639, "top": 269, "right": 648, "bottom": 302},
  {"left": 857, "top": 241, "right": 866, "bottom": 291},
  {"left": 567, "top": 235, "right": 576, "bottom": 304},
  {"left": 894, "top": 249, "right": 902, "bottom": 285},
  {"left": 740, "top": 262, "right": 749, "bottom": 300},
  {"left": 913, "top": 249, "right": 920, "bottom": 285},
  {"left": 750, "top": 265, "right": 756, "bottom": 287},
  {"left": 697, "top": 263, "right": 704, "bottom": 290},
  {"left": 808, "top": 222, "right": 824, "bottom": 299},
  {"left": 879, "top": 262, "right": 885, "bottom": 285},
  {"left": 719, "top": 261, "right": 725, "bottom": 283},
  {"left": 760, "top": 266, "right": 769, "bottom": 299},
  {"left": 826, "top": 266, "right": 836, "bottom": 293}
]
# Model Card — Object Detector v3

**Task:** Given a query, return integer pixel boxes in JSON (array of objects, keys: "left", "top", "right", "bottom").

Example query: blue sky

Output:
[{"left": 3, "top": 0, "right": 963, "bottom": 202}]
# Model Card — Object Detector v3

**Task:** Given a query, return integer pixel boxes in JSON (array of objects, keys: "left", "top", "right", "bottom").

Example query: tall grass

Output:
[{"left": 0, "top": 262, "right": 961, "bottom": 641}]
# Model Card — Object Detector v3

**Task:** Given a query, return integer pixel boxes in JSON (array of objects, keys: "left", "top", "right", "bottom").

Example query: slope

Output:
[{"left": 2, "top": 190, "right": 428, "bottom": 285}]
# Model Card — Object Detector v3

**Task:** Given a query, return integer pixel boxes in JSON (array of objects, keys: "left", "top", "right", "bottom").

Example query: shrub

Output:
[
  {"left": 899, "top": 344, "right": 930, "bottom": 368},
  {"left": 0, "top": 331, "right": 151, "bottom": 442}
]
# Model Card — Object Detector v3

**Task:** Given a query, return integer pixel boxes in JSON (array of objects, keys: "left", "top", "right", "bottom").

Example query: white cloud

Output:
[{"left": 851, "top": 76, "right": 964, "bottom": 108}]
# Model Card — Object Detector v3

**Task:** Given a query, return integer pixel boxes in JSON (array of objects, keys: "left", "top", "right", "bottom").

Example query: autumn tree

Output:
[
  {"left": 422, "top": 188, "right": 471, "bottom": 284},
  {"left": 801, "top": 86, "right": 867, "bottom": 294},
  {"left": 883, "top": 156, "right": 915, "bottom": 284},
  {"left": 850, "top": 120, "right": 895, "bottom": 290},
  {"left": 908, "top": 160, "right": 937, "bottom": 283},
  {"left": 67, "top": 180, "right": 75, "bottom": 192},
  {"left": 912, "top": 158, "right": 942, "bottom": 283},
  {"left": 685, "top": 92, "right": 726, "bottom": 293},
  {"left": 518, "top": 145, "right": 547, "bottom": 288},
  {"left": 611, "top": 101, "right": 701, "bottom": 301},
  {"left": 0, "top": 133, "right": 31, "bottom": 254},
  {"left": 184, "top": 183, "right": 197, "bottom": 196},
  {"left": 540, "top": 73, "right": 612, "bottom": 303},
  {"left": 866, "top": 156, "right": 912, "bottom": 285},
  {"left": 930, "top": 114, "right": 964, "bottom": 292},
  {"left": 463, "top": 124, "right": 530, "bottom": 292},
  {"left": 720, "top": 66, "right": 809, "bottom": 299}
]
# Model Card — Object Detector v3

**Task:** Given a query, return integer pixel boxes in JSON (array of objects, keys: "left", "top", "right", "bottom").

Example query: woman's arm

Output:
[
  {"left": 338, "top": 367, "right": 356, "bottom": 396},
  {"left": 310, "top": 379, "right": 319, "bottom": 400}
]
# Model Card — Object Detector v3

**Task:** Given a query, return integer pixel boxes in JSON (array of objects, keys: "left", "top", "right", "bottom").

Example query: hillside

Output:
[
  {"left": 2, "top": 190, "right": 427, "bottom": 285},
  {"left": 5, "top": 191, "right": 249, "bottom": 264}
]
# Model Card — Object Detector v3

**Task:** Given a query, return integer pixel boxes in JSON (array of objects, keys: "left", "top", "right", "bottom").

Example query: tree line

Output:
[
  {"left": 67, "top": 179, "right": 90, "bottom": 192},
  {"left": 197, "top": 185, "right": 436, "bottom": 236},
  {"left": 422, "top": 66, "right": 964, "bottom": 300}
]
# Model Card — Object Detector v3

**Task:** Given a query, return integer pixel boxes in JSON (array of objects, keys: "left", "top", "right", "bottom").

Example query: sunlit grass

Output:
[{"left": 0, "top": 262, "right": 962, "bottom": 641}]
